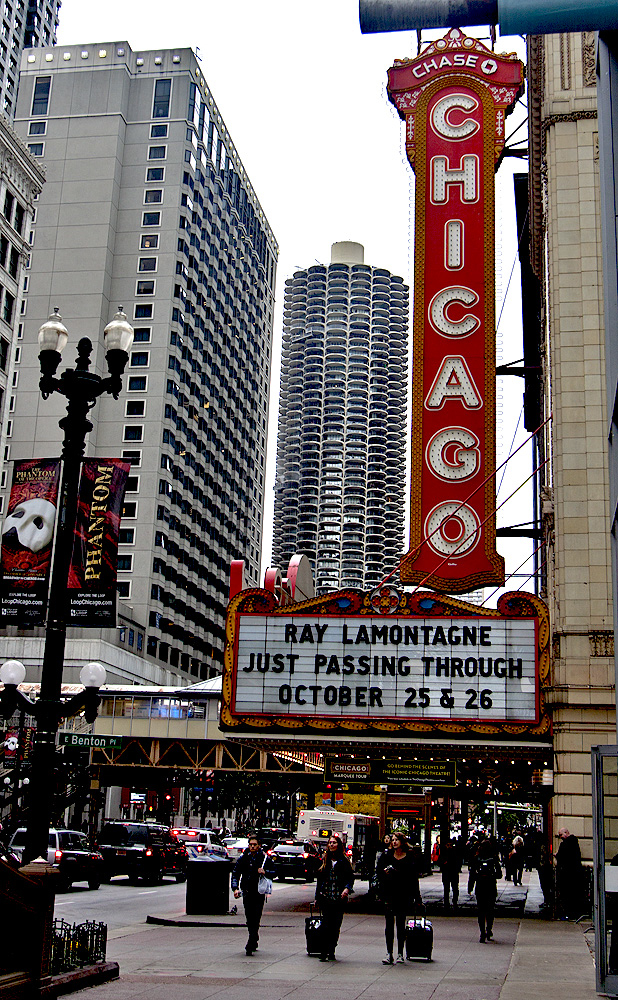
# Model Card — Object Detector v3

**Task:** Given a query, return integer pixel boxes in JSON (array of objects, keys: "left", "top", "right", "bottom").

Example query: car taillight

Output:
[
  {"left": 302, "top": 852, "right": 309, "bottom": 858},
  {"left": 266, "top": 849, "right": 274, "bottom": 855},
  {"left": 93, "top": 853, "right": 104, "bottom": 862},
  {"left": 145, "top": 848, "right": 153, "bottom": 856},
  {"left": 55, "top": 850, "right": 63, "bottom": 861}
]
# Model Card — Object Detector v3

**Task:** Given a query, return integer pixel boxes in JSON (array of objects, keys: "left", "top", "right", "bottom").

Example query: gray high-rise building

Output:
[
  {"left": 272, "top": 242, "right": 408, "bottom": 594},
  {"left": 0, "top": 1, "right": 60, "bottom": 120},
  {"left": 2, "top": 41, "right": 277, "bottom": 683}
]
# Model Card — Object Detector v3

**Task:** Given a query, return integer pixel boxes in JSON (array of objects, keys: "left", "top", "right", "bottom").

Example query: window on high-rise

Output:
[
  {"left": 152, "top": 78, "right": 171, "bottom": 118},
  {"left": 2, "top": 291, "right": 14, "bottom": 324},
  {"left": 13, "top": 202, "right": 24, "bottom": 235},
  {"left": 31, "top": 75, "right": 51, "bottom": 115},
  {"left": 8, "top": 246, "right": 18, "bottom": 278},
  {"left": 3, "top": 191, "right": 13, "bottom": 224}
]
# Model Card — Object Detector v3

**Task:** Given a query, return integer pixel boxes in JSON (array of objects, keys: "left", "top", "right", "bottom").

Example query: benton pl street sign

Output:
[{"left": 59, "top": 733, "right": 123, "bottom": 749}]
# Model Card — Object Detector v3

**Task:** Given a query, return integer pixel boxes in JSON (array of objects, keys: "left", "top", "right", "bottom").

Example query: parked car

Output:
[
  {"left": 266, "top": 839, "right": 322, "bottom": 882},
  {"left": 171, "top": 827, "right": 228, "bottom": 860},
  {"left": 8, "top": 828, "right": 104, "bottom": 891},
  {"left": 96, "top": 821, "right": 188, "bottom": 883}
]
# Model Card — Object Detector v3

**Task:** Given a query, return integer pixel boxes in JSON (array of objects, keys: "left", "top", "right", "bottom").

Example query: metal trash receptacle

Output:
[{"left": 186, "top": 856, "right": 230, "bottom": 914}]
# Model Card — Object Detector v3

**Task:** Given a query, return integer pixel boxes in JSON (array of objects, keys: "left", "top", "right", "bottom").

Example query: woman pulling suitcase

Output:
[
  {"left": 376, "top": 832, "right": 422, "bottom": 965},
  {"left": 314, "top": 836, "right": 354, "bottom": 962}
]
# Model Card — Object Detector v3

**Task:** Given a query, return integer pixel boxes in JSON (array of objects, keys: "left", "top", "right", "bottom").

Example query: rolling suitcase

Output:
[
  {"left": 405, "top": 907, "right": 433, "bottom": 962},
  {"left": 305, "top": 904, "right": 325, "bottom": 955}
]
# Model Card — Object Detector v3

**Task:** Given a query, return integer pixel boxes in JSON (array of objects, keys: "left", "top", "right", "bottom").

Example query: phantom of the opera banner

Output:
[
  {"left": 68, "top": 458, "right": 131, "bottom": 626},
  {"left": 0, "top": 458, "right": 61, "bottom": 625},
  {"left": 387, "top": 30, "right": 524, "bottom": 592},
  {"left": 221, "top": 586, "right": 550, "bottom": 742}
]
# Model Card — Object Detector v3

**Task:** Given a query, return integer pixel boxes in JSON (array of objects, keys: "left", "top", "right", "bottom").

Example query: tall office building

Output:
[
  {"left": 0, "top": 1, "right": 60, "bottom": 120},
  {"left": 0, "top": 115, "right": 44, "bottom": 488},
  {"left": 2, "top": 41, "right": 277, "bottom": 683},
  {"left": 272, "top": 242, "right": 408, "bottom": 594}
]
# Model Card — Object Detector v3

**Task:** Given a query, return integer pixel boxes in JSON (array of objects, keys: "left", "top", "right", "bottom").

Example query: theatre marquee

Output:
[{"left": 221, "top": 587, "right": 550, "bottom": 741}]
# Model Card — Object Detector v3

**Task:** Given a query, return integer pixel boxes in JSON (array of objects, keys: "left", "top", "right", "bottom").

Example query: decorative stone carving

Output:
[
  {"left": 590, "top": 632, "right": 614, "bottom": 657},
  {"left": 582, "top": 31, "right": 596, "bottom": 88}
]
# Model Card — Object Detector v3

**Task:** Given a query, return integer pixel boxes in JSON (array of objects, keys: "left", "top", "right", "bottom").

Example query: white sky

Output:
[{"left": 56, "top": 1, "right": 534, "bottom": 601}]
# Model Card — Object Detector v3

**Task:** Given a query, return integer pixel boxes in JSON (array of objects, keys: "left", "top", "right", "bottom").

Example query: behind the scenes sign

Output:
[{"left": 234, "top": 615, "right": 538, "bottom": 723}]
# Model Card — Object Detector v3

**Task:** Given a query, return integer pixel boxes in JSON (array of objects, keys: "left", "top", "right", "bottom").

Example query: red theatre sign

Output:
[{"left": 388, "top": 29, "right": 524, "bottom": 593}]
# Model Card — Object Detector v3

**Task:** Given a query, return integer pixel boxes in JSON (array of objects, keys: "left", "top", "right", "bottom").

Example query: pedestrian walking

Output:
[
  {"left": 431, "top": 834, "right": 440, "bottom": 867},
  {"left": 439, "top": 837, "right": 462, "bottom": 909},
  {"left": 314, "top": 835, "right": 354, "bottom": 962},
  {"left": 370, "top": 834, "right": 391, "bottom": 899},
  {"left": 555, "top": 827, "right": 584, "bottom": 919},
  {"left": 376, "top": 831, "right": 422, "bottom": 965},
  {"left": 511, "top": 834, "right": 525, "bottom": 886},
  {"left": 231, "top": 834, "right": 275, "bottom": 955},
  {"left": 468, "top": 836, "right": 502, "bottom": 943}
]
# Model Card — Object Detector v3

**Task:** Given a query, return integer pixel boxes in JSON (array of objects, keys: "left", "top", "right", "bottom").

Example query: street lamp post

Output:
[{"left": 1, "top": 308, "right": 133, "bottom": 863}]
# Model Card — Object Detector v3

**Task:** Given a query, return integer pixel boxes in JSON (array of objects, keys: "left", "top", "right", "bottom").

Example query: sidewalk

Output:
[{"left": 79, "top": 870, "right": 599, "bottom": 1000}]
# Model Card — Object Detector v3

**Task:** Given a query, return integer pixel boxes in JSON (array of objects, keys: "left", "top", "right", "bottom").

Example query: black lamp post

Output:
[{"left": 1, "top": 307, "right": 133, "bottom": 864}]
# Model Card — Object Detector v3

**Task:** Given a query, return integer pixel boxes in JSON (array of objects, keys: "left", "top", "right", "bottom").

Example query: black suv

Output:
[
  {"left": 255, "top": 827, "right": 292, "bottom": 850},
  {"left": 97, "top": 822, "right": 188, "bottom": 883}
]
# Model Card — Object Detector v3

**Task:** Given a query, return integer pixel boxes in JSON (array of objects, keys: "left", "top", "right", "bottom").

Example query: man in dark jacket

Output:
[
  {"left": 231, "top": 834, "right": 275, "bottom": 954},
  {"left": 439, "top": 837, "right": 462, "bottom": 909},
  {"left": 555, "top": 828, "right": 583, "bottom": 919}
]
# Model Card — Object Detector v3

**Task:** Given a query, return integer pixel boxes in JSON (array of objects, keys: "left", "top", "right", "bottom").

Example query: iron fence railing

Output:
[{"left": 51, "top": 919, "right": 107, "bottom": 974}]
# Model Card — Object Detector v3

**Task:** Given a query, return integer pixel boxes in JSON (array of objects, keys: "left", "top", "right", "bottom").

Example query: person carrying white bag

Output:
[{"left": 231, "top": 834, "right": 275, "bottom": 955}]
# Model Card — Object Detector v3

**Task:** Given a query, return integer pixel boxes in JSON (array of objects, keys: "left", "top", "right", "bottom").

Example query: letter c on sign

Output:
[
  {"left": 431, "top": 93, "right": 479, "bottom": 140},
  {"left": 429, "top": 287, "right": 480, "bottom": 338},
  {"left": 425, "top": 501, "right": 480, "bottom": 557},
  {"left": 426, "top": 428, "right": 480, "bottom": 482}
]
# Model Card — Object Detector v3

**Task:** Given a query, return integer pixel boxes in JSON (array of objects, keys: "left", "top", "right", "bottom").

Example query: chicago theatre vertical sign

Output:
[{"left": 388, "top": 30, "right": 524, "bottom": 592}]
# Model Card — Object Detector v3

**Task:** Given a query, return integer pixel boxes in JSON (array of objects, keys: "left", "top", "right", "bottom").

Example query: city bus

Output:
[{"left": 296, "top": 807, "right": 380, "bottom": 876}]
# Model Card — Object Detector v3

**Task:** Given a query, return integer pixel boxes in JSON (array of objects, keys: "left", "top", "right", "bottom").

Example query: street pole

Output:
[
  {"left": 24, "top": 358, "right": 92, "bottom": 862},
  {"left": 19, "top": 311, "right": 133, "bottom": 864}
]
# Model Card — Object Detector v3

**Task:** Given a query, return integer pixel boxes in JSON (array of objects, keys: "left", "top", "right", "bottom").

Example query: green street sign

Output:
[
  {"left": 324, "top": 757, "right": 456, "bottom": 787},
  {"left": 59, "top": 733, "right": 123, "bottom": 750}
]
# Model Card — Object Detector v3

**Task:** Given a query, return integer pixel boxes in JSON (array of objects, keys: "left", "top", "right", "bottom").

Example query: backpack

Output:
[{"left": 477, "top": 858, "right": 500, "bottom": 879}]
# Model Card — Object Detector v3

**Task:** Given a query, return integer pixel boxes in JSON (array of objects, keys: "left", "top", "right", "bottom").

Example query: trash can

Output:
[{"left": 185, "top": 856, "right": 230, "bottom": 915}]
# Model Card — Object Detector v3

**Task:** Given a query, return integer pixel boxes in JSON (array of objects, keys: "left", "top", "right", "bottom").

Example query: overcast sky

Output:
[{"left": 56, "top": 1, "right": 532, "bottom": 598}]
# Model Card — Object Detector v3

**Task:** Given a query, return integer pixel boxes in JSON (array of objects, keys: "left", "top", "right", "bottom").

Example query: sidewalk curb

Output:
[{"left": 146, "top": 915, "right": 294, "bottom": 928}]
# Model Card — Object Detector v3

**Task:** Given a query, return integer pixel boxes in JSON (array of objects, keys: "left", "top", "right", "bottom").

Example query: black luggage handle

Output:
[{"left": 409, "top": 902, "right": 428, "bottom": 926}]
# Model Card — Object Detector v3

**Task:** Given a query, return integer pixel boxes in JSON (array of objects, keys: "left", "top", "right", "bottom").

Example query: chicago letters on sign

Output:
[{"left": 387, "top": 29, "right": 524, "bottom": 592}]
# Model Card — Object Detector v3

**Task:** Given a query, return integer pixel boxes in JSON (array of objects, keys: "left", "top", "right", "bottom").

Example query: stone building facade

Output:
[{"left": 529, "top": 30, "right": 615, "bottom": 859}]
